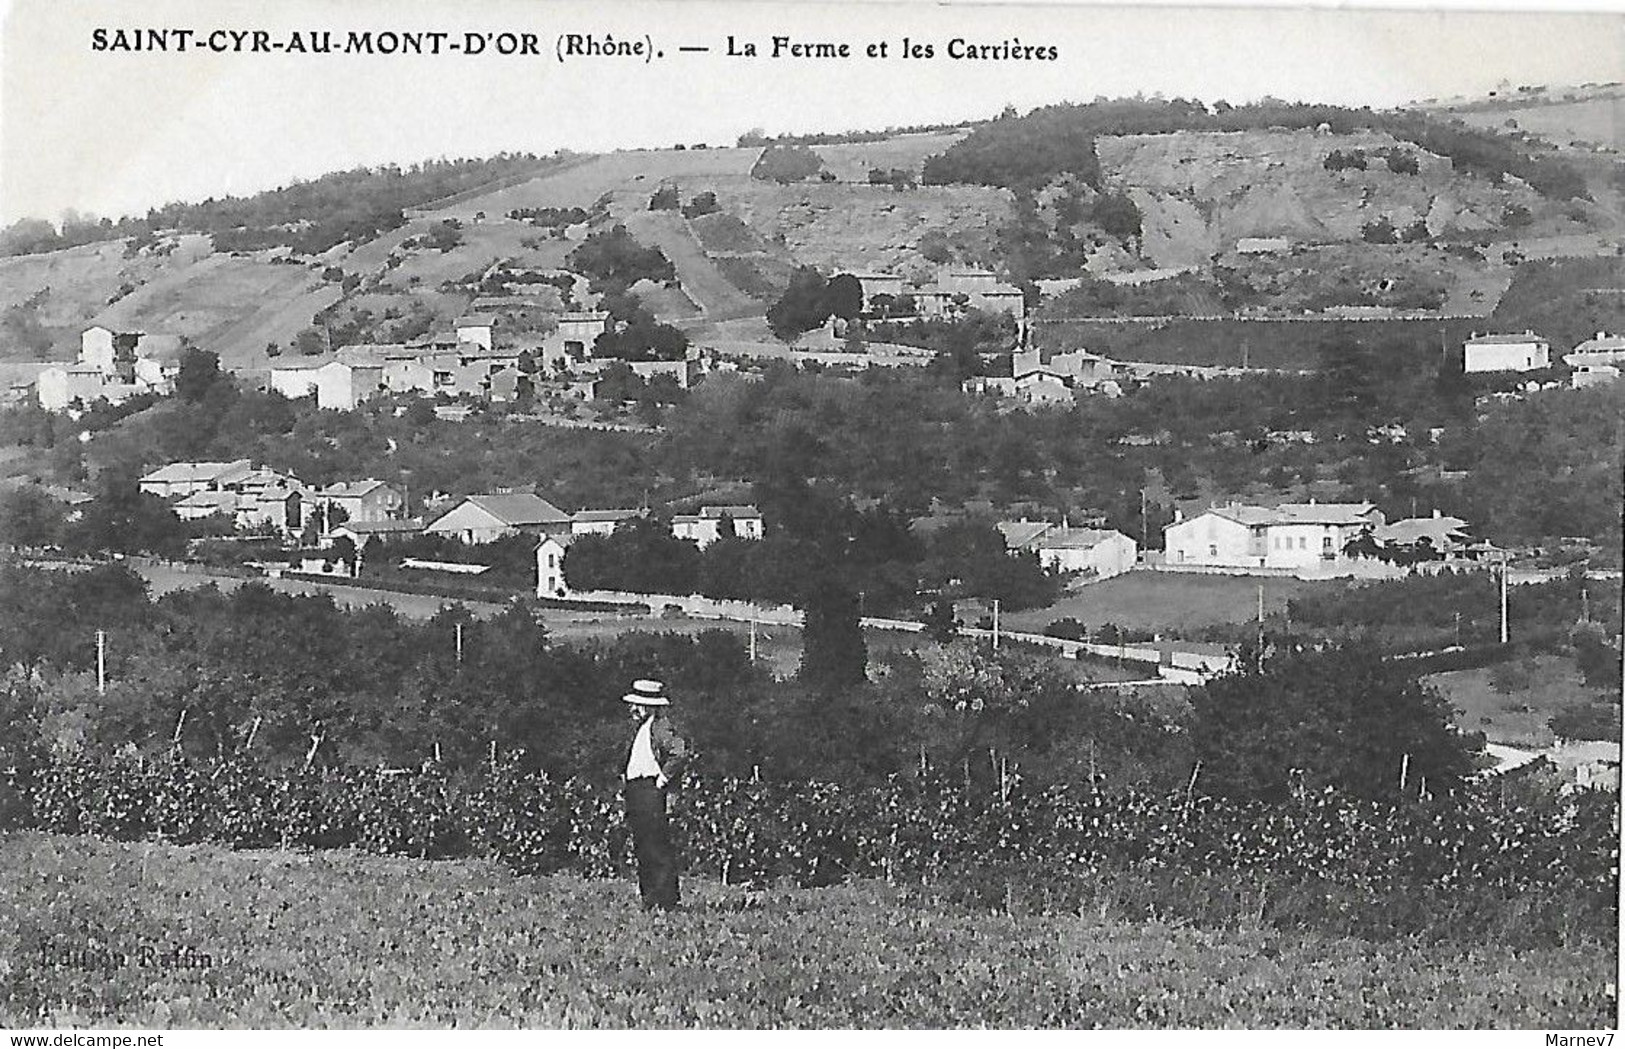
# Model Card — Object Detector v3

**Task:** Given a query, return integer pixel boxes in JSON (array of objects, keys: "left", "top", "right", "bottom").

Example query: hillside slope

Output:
[{"left": 1, "top": 832, "right": 1608, "bottom": 1028}]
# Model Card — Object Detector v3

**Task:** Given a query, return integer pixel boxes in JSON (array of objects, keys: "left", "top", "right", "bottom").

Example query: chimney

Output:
[{"left": 1433, "top": 508, "right": 1441, "bottom": 519}]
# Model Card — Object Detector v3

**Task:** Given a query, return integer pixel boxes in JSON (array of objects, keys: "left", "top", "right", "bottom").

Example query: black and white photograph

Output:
[{"left": 0, "top": 0, "right": 1621, "bottom": 1031}]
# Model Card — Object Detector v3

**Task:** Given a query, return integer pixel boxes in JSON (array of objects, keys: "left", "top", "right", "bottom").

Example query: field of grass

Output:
[
  {"left": 1033, "top": 316, "right": 1490, "bottom": 370},
  {"left": 1002, "top": 571, "right": 1339, "bottom": 637},
  {"left": 1455, "top": 95, "right": 1625, "bottom": 151},
  {"left": 0, "top": 832, "right": 1608, "bottom": 1028},
  {"left": 1427, "top": 655, "right": 1610, "bottom": 747}
]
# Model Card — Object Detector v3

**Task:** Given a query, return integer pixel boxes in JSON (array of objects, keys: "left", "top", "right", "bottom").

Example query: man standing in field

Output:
[{"left": 622, "top": 678, "right": 690, "bottom": 911}]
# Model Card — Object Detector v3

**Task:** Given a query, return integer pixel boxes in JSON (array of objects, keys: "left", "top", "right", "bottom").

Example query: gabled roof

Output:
[
  {"left": 699, "top": 504, "right": 761, "bottom": 520},
  {"left": 1273, "top": 502, "right": 1379, "bottom": 526},
  {"left": 1037, "top": 527, "right": 1131, "bottom": 551},
  {"left": 455, "top": 314, "right": 498, "bottom": 327},
  {"left": 320, "top": 479, "right": 390, "bottom": 500},
  {"left": 996, "top": 520, "right": 1052, "bottom": 550},
  {"left": 336, "top": 519, "right": 425, "bottom": 536},
  {"left": 1195, "top": 502, "right": 1379, "bottom": 528},
  {"left": 572, "top": 508, "right": 645, "bottom": 523},
  {"left": 461, "top": 493, "right": 571, "bottom": 527},
  {"left": 1377, "top": 515, "right": 1470, "bottom": 546},
  {"left": 141, "top": 459, "right": 252, "bottom": 485}
]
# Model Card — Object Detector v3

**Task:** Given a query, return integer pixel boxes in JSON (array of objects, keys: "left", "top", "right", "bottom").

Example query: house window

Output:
[
  {"left": 1298, "top": 537, "right": 1306, "bottom": 550},
  {"left": 1208, "top": 544, "right": 1217, "bottom": 557},
  {"left": 548, "top": 553, "right": 557, "bottom": 568},
  {"left": 1322, "top": 536, "right": 1333, "bottom": 550}
]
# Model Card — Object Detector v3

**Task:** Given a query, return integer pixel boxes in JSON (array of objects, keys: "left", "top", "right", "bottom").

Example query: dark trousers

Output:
[{"left": 624, "top": 778, "right": 679, "bottom": 910}]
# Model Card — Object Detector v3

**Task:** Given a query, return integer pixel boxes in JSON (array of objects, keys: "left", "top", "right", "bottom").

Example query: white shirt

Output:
[{"left": 625, "top": 716, "right": 666, "bottom": 786}]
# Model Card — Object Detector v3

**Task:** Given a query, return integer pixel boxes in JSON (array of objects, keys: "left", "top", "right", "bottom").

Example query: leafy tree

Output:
[
  {"left": 767, "top": 267, "right": 832, "bottom": 341},
  {"left": 824, "top": 273, "right": 864, "bottom": 322},
  {"left": 922, "top": 598, "right": 959, "bottom": 643},
  {"left": 1188, "top": 639, "right": 1480, "bottom": 802},
  {"left": 648, "top": 185, "right": 680, "bottom": 211},
  {"left": 1091, "top": 191, "right": 1143, "bottom": 239},
  {"left": 0, "top": 486, "right": 65, "bottom": 549},
  {"left": 798, "top": 580, "right": 867, "bottom": 691},
  {"left": 174, "top": 348, "right": 224, "bottom": 404}
]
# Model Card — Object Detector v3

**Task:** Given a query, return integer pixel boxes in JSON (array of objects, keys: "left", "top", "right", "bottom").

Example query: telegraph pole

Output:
[
  {"left": 992, "top": 599, "right": 1000, "bottom": 650},
  {"left": 96, "top": 629, "right": 106, "bottom": 695},
  {"left": 1499, "top": 556, "right": 1509, "bottom": 645},
  {"left": 749, "top": 619, "right": 758, "bottom": 663},
  {"left": 1140, "top": 487, "right": 1149, "bottom": 551},
  {"left": 455, "top": 622, "right": 464, "bottom": 663}
]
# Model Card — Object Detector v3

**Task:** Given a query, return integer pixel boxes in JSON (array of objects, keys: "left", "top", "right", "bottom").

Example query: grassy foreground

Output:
[{"left": 0, "top": 832, "right": 1611, "bottom": 1028}]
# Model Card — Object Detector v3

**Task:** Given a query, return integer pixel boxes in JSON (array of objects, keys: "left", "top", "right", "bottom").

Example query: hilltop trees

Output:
[
  {"left": 751, "top": 143, "right": 825, "bottom": 184},
  {"left": 565, "top": 225, "right": 676, "bottom": 296}
]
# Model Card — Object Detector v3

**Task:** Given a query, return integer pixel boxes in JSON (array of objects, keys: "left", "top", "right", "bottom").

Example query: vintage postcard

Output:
[{"left": 0, "top": 0, "right": 1620, "bottom": 1033}]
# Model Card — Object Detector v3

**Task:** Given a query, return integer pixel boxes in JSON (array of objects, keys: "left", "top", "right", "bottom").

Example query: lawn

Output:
[
  {"left": 1427, "top": 654, "right": 1612, "bottom": 748},
  {"left": 0, "top": 832, "right": 1609, "bottom": 1028},
  {"left": 1002, "top": 571, "right": 1341, "bottom": 637}
]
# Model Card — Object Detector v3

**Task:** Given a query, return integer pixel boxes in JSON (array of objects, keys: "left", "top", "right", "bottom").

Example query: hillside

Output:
[
  {"left": 2, "top": 99, "right": 1619, "bottom": 370},
  {"left": 2, "top": 832, "right": 1608, "bottom": 1028},
  {"left": 1097, "top": 128, "right": 1574, "bottom": 270}
]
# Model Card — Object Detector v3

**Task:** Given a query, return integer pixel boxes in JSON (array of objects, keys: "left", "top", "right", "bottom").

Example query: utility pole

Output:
[
  {"left": 1256, "top": 583, "right": 1265, "bottom": 671},
  {"left": 96, "top": 629, "right": 106, "bottom": 696},
  {"left": 456, "top": 621, "right": 464, "bottom": 664},
  {"left": 1140, "top": 487, "right": 1149, "bottom": 551},
  {"left": 749, "top": 619, "right": 758, "bottom": 663},
  {"left": 992, "top": 599, "right": 1000, "bottom": 650},
  {"left": 1499, "top": 556, "right": 1509, "bottom": 645}
]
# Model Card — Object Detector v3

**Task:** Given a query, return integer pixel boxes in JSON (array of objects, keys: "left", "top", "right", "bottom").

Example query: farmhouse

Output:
[
  {"left": 315, "top": 479, "right": 405, "bottom": 528},
  {"left": 1372, "top": 510, "right": 1478, "bottom": 559},
  {"left": 1463, "top": 331, "right": 1550, "bottom": 374},
  {"left": 139, "top": 459, "right": 254, "bottom": 499},
  {"left": 672, "top": 505, "right": 764, "bottom": 548},
  {"left": 424, "top": 492, "right": 573, "bottom": 544},
  {"left": 1164, "top": 500, "right": 1385, "bottom": 570},
  {"left": 36, "top": 326, "right": 184, "bottom": 412},
  {"left": 539, "top": 311, "right": 612, "bottom": 372},
  {"left": 1563, "top": 332, "right": 1625, "bottom": 388},
  {"left": 998, "top": 519, "right": 1138, "bottom": 579}
]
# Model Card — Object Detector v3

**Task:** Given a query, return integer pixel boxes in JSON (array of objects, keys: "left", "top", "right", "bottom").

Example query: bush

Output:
[{"left": 752, "top": 144, "right": 825, "bottom": 184}]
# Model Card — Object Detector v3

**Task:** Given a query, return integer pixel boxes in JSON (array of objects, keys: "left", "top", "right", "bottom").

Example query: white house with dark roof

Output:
[
  {"left": 1164, "top": 500, "right": 1385, "bottom": 570},
  {"left": 672, "top": 505, "right": 763, "bottom": 548},
  {"left": 997, "top": 519, "right": 1138, "bottom": 579},
  {"left": 1463, "top": 331, "right": 1550, "bottom": 374},
  {"left": 1373, "top": 510, "right": 1477, "bottom": 558},
  {"left": 425, "top": 492, "right": 573, "bottom": 544}
]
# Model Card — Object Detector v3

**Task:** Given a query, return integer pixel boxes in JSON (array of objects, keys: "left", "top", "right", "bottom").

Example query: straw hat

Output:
[{"left": 621, "top": 679, "right": 670, "bottom": 706}]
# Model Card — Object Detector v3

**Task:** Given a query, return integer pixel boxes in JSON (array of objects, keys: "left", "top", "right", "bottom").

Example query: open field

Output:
[
  {"left": 1002, "top": 571, "right": 1338, "bottom": 637},
  {"left": 0, "top": 832, "right": 1607, "bottom": 1028},
  {"left": 1426, "top": 655, "right": 1611, "bottom": 748},
  {"left": 1454, "top": 95, "right": 1625, "bottom": 151}
]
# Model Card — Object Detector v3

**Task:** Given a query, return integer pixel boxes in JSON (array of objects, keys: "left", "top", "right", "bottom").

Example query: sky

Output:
[{"left": 1, "top": 0, "right": 1622, "bottom": 225}]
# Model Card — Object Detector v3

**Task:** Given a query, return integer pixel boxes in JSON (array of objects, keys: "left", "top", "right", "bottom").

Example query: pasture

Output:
[
  {"left": 0, "top": 832, "right": 1608, "bottom": 1028},
  {"left": 1001, "top": 571, "right": 1337, "bottom": 636},
  {"left": 1426, "top": 654, "right": 1609, "bottom": 748}
]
